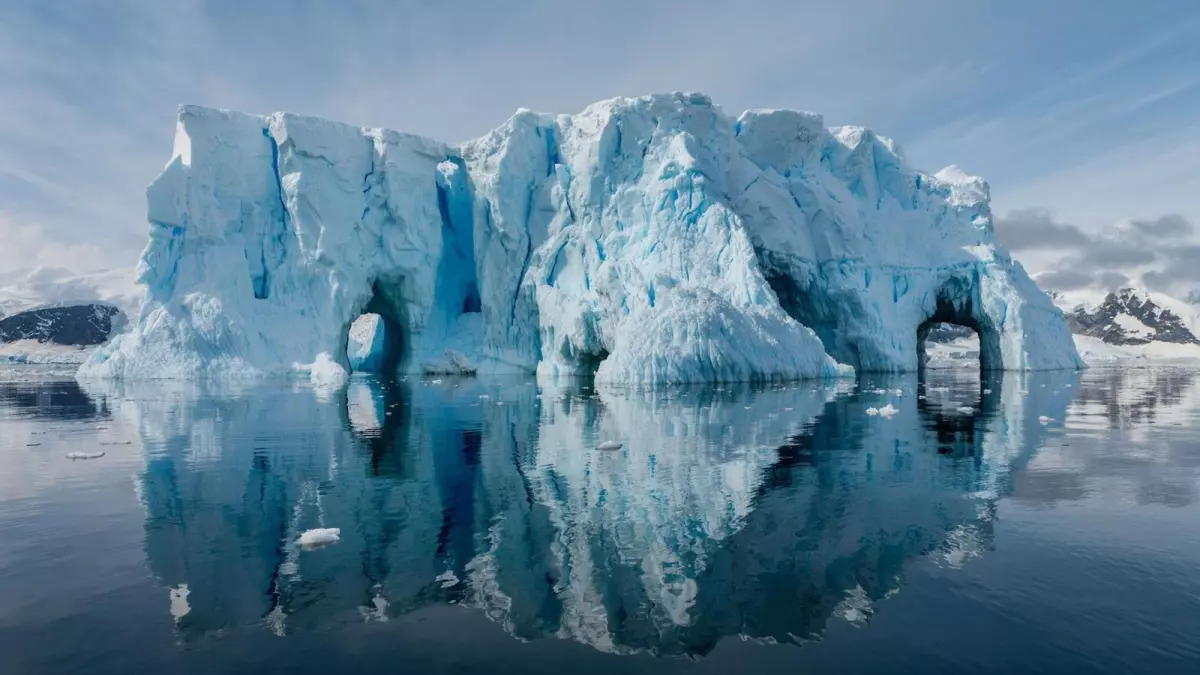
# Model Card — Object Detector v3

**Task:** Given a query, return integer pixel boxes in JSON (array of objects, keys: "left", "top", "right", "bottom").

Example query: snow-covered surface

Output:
[
  {"left": 346, "top": 314, "right": 384, "bottom": 372},
  {"left": 0, "top": 341, "right": 94, "bottom": 365},
  {"left": 0, "top": 266, "right": 140, "bottom": 318},
  {"left": 1112, "top": 312, "right": 1153, "bottom": 339},
  {"left": 926, "top": 333, "right": 1200, "bottom": 368},
  {"left": 81, "top": 94, "right": 1081, "bottom": 384}
]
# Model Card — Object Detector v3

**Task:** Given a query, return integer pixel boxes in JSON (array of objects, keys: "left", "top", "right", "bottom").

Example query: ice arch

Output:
[{"left": 81, "top": 94, "right": 1083, "bottom": 384}]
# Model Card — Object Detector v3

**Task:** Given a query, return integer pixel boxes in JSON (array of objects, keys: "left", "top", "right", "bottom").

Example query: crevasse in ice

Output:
[{"left": 79, "top": 93, "right": 1083, "bottom": 384}]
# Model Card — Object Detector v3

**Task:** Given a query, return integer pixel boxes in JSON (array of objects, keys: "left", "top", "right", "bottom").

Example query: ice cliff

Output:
[{"left": 80, "top": 93, "right": 1083, "bottom": 383}]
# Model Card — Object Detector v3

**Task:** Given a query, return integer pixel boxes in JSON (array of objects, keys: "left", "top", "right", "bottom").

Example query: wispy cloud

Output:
[{"left": 995, "top": 210, "right": 1200, "bottom": 297}]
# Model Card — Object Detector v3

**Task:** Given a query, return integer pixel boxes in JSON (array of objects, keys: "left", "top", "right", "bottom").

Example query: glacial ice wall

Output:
[{"left": 80, "top": 93, "right": 1083, "bottom": 383}]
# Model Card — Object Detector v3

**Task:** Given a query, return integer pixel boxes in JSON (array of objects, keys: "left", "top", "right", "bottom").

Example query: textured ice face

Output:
[{"left": 80, "top": 93, "right": 1082, "bottom": 384}]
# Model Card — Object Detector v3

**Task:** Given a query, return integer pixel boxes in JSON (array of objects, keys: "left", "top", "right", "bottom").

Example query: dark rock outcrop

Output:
[{"left": 0, "top": 304, "right": 124, "bottom": 346}]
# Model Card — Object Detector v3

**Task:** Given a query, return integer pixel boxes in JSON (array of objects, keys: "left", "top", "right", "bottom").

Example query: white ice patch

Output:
[
  {"left": 597, "top": 440, "right": 623, "bottom": 451},
  {"left": 169, "top": 584, "right": 191, "bottom": 624},
  {"left": 66, "top": 451, "right": 105, "bottom": 460},
  {"left": 297, "top": 527, "right": 341, "bottom": 548}
]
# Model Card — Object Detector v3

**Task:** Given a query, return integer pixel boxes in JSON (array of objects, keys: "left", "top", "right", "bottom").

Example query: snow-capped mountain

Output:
[
  {"left": 1062, "top": 288, "right": 1200, "bottom": 346},
  {"left": 0, "top": 304, "right": 125, "bottom": 346},
  {"left": 0, "top": 266, "right": 139, "bottom": 364}
]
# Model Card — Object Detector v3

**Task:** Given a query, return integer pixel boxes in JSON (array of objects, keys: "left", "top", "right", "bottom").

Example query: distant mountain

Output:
[
  {"left": 924, "top": 323, "right": 976, "bottom": 343},
  {"left": 0, "top": 303, "right": 125, "bottom": 346},
  {"left": 1062, "top": 288, "right": 1200, "bottom": 346}
]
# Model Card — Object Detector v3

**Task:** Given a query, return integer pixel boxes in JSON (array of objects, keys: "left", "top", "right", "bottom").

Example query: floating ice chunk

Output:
[
  {"left": 865, "top": 407, "right": 879, "bottom": 416},
  {"left": 983, "top": 388, "right": 992, "bottom": 394},
  {"left": 956, "top": 406, "right": 976, "bottom": 414},
  {"left": 1038, "top": 416, "right": 1054, "bottom": 424},
  {"left": 169, "top": 584, "right": 191, "bottom": 624},
  {"left": 435, "top": 569, "right": 460, "bottom": 588},
  {"left": 66, "top": 451, "right": 105, "bottom": 460},
  {"left": 308, "top": 352, "right": 349, "bottom": 389},
  {"left": 891, "top": 389, "right": 904, "bottom": 396},
  {"left": 430, "top": 378, "right": 443, "bottom": 384},
  {"left": 297, "top": 527, "right": 341, "bottom": 548},
  {"left": 597, "top": 440, "right": 623, "bottom": 451},
  {"left": 876, "top": 403, "right": 899, "bottom": 418},
  {"left": 870, "top": 388, "right": 887, "bottom": 395}
]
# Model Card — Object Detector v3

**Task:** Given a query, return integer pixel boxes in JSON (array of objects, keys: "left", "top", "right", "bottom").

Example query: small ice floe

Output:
[
  {"left": 66, "top": 451, "right": 105, "bottom": 460},
  {"left": 743, "top": 405, "right": 752, "bottom": 410},
  {"left": 956, "top": 406, "right": 976, "bottom": 414},
  {"left": 876, "top": 403, "right": 899, "bottom": 418},
  {"left": 870, "top": 388, "right": 887, "bottom": 395},
  {"left": 784, "top": 407, "right": 793, "bottom": 411},
  {"left": 297, "top": 528, "right": 341, "bottom": 549},
  {"left": 983, "top": 389, "right": 992, "bottom": 394},
  {"left": 430, "top": 378, "right": 443, "bottom": 385},
  {"left": 1038, "top": 416, "right": 1054, "bottom": 424},
  {"left": 866, "top": 407, "right": 879, "bottom": 416},
  {"left": 434, "top": 569, "right": 460, "bottom": 589},
  {"left": 597, "top": 440, "right": 623, "bottom": 451},
  {"left": 479, "top": 394, "right": 490, "bottom": 399},
  {"left": 891, "top": 389, "right": 904, "bottom": 396},
  {"left": 169, "top": 584, "right": 191, "bottom": 624}
]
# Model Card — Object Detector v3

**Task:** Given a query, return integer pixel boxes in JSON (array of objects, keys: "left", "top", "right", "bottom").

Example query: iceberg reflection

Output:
[{"left": 80, "top": 369, "right": 1079, "bottom": 655}]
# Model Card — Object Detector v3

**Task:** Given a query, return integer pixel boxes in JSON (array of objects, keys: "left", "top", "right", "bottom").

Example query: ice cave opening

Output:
[
  {"left": 920, "top": 321, "right": 982, "bottom": 374},
  {"left": 346, "top": 282, "right": 410, "bottom": 375},
  {"left": 916, "top": 283, "right": 1004, "bottom": 376}
]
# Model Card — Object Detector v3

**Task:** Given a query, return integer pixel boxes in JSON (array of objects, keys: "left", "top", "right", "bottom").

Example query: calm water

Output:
[{"left": 1, "top": 366, "right": 1199, "bottom": 674}]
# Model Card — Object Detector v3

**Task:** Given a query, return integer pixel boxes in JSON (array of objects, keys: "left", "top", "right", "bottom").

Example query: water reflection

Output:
[
  {"left": 1014, "top": 367, "right": 1200, "bottom": 508},
  {"left": 76, "top": 369, "right": 1088, "bottom": 655},
  {"left": 0, "top": 379, "right": 110, "bottom": 420}
]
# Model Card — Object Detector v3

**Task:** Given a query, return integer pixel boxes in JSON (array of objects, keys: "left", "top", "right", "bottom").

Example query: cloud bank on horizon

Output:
[{"left": 1, "top": 0, "right": 1198, "bottom": 297}]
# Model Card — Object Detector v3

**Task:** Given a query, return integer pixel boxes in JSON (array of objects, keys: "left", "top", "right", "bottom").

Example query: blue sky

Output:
[{"left": 1, "top": 0, "right": 1198, "bottom": 293}]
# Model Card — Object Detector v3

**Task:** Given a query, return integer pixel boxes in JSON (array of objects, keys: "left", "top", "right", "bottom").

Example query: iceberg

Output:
[{"left": 80, "top": 93, "right": 1082, "bottom": 384}]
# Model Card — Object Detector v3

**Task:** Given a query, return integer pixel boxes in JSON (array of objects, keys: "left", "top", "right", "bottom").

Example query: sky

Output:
[{"left": 1, "top": 0, "right": 1198, "bottom": 298}]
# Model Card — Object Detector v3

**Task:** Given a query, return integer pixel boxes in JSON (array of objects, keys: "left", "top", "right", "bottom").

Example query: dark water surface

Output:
[{"left": 1, "top": 367, "right": 1198, "bottom": 674}]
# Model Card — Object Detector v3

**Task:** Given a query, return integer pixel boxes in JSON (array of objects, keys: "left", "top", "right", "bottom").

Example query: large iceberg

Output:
[{"left": 81, "top": 93, "right": 1083, "bottom": 383}]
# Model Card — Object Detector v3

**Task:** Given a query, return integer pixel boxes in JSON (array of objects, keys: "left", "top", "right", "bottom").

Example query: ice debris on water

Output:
[
  {"left": 956, "top": 406, "right": 976, "bottom": 414},
  {"left": 66, "top": 451, "right": 105, "bottom": 460},
  {"left": 297, "top": 528, "right": 341, "bottom": 548},
  {"left": 434, "top": 569, "right": 460, "bottom": 589},
  {"left": 1038, "top": 416, "right": 1054, "bottom": 424},
  {"left": 597, "top": 440, "right": 623, "bottom": 451},
  {"left": 865, "top": 404, "right": 898, "bottom": 418}
]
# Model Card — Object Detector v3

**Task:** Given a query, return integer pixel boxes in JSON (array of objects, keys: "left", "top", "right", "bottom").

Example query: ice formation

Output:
[
  {"left": 297, "top": 527, "right": 341, "bottom": 548},
  {"left": 81, "top": 93, "right": 1082, "bottom": 384}
]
